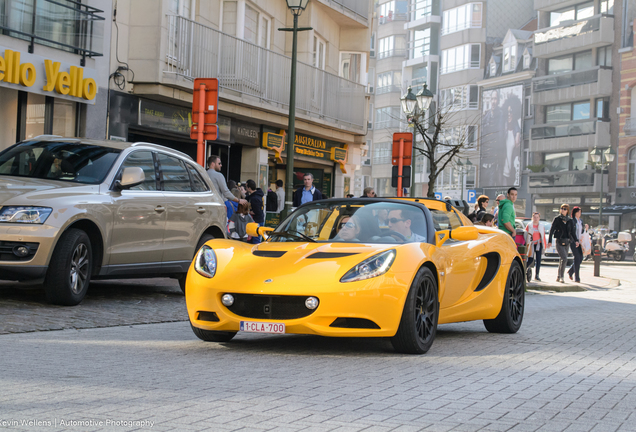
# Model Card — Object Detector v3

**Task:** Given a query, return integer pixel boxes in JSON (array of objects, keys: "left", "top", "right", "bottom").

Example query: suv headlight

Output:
[
  {"left": 340, "top": 249, "right": 396, "bottom": 283},
  {"left": 0, "top": 207, "right": 53, "bottom": 224},
  {"left": 194, "top": 245, "right": 217, "bottom": 278}
]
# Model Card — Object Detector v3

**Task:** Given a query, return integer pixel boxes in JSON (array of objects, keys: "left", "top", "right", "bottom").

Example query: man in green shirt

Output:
[{"left": 498, "top": 187, "right": 517, "bottom": 237}]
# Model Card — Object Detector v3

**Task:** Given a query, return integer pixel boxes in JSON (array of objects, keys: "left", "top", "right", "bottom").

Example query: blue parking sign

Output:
[
  {"left": 467, "top": 190, "right": 476, "bottom": 204},
  {"left": 434, "top": 192, "right": 443, "bottom": 200}
]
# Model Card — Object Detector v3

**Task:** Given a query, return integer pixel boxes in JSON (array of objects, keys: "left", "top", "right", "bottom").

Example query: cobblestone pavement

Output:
[
  {"left": 0, "top": 278, "right": 185, "bottom": 334},
  {"left": 2, "top": 276, "right": 636, "bottom": 431}
]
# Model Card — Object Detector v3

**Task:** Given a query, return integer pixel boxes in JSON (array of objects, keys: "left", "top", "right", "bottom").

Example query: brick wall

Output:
[{"left": 618, "top": 20, "right": 636, "bottom": 188}]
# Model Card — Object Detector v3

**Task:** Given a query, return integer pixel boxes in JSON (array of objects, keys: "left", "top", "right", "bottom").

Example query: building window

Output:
[
  {"left": 378, "top": 0, "right": 408, "bottom": 23},
  {"left": 597, "top": 46, "right": 612, "bottom": 67},
  {"left": 221, "top": 1, "right": 237, "bottom": 36},
  {"left": 221, "top": 0, "right": 270, "bottom": 47},
  {"left": 368, "top": 103, "right": 374, "bottom": 129},
  {"left": 379, "top": 36, "right": 406, "bottom": 58},
  {"left": 489, "top": 59, "right": 497, "bottom": 76},
  {"left": 313, "top": 35, "right": 326, "bottom": 69},
  {"left": 370, "top": 32, "right": 376, "bottom": 58},
  {"left": 547, "top": 50, "right": 593, "bottom": 75},
  {"left": 596, "top": 97, "right": 609, "bottom": 120},
  {"left": 377, "top": 71, "right": 402, "bottom": 94},
  {"left": 170, "top": 0, "right": 194, "bottom": 18},
  {"left": 600, "top": 0, "right": 614, "bottom": 14},
  {"left": 523, "top": 51, "right": 531, "bottom": 69},
  {"left": 373, "top": 142, "right": 392, "bottom": 164},
  {"left": 442, "top": 3, "right": 482, "bottom": 35},
  {"left": 409, "top": 29, "right": 431, "bottom": 59},
  {"left": 629, "top": 147, "right": 636, "bottom": 187},
  {"left": 340, "top": 52, "right": 363, "bottom": 83},
  {"left": 375, "top": 106, "right": 402, "bottom": 129},
  {"left": 411, "top": 66, "right": 427, "bottom": 86},
  {"left": 503, "top": 44, "right": 516, "bottom": 72},
  {"left": 441, "top": 43, "right": 480, "bottom": 74},
  {"left": 440, "top": 85, "right": 478, "bottom": 110},
  {"left": 413, "top": 0, "right": 433, "bottom": 19},
  {"left": 546, "top": 101, "right": 591, "bottom": 123},
  {"left": 550, "top": 1, "right": 594, "bottom": 27}
]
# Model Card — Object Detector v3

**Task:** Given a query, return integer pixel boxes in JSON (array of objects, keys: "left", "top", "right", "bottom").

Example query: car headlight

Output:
[
  {"left": 0, "top": 206, "right": 52, "bottom": 224},
  {"left": 340, "top": 249, "right": 396, "bottom": 283},
  {"left": 194, "top": 245, "right": 217, "bottom": 278}
]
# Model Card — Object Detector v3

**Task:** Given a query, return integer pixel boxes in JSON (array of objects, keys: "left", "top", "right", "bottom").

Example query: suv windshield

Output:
[
  {"left": 0, "top": 141, "right": 121, "bottom": 184},
  {"left": 272, "top": 200, "right": 429, "bottom": 244}
]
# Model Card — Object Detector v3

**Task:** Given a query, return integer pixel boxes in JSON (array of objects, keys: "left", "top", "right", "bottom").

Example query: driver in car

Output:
[
  {"left": 48, "top": 154, "right": 64, "bottom": 178},
  {"left": 388, "top": 208, "right": 426, "bottom": 242}
]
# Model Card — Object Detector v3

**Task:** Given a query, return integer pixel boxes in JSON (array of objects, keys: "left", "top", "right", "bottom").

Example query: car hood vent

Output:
[
  {"left": 252, "top": 250, "right": 287, "bottom": 258},
  {"left": 307, "top": 252, "right": 359, "bottom": 259}
]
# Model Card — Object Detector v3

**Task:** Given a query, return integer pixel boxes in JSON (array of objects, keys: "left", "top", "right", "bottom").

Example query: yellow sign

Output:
[
  {"left": 263, "top": 132, "right": 285, "bottom": 163},
  {"left": 0, "top": 49, "right": 97, "bottom": 101},
  {"left": 331, "top": 145, "right": 348, "bottom": 173}
]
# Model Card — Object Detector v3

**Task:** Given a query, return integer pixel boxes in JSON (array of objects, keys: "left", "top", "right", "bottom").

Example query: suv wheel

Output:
[
  {"left": 179, "top": 233, "right": 215, "bottom": 294},
  {"left": 44, "top": 229, "right": 93, "bottom": 306}
]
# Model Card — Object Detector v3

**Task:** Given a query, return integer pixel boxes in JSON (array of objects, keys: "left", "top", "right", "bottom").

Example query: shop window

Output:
[
  {"left": 52, "top": 99, "right": 77, "bottom": 137},
  {"left": 629, "top": 147, "right": 636, "bottom": 187},
  {"left": 25, "top": 94, "right": 46, "bottom": 140}
]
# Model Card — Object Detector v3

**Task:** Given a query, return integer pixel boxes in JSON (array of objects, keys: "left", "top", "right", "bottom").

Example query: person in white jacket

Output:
[{"left": 525, "top": 212, "right": 547, "bottom": 281}]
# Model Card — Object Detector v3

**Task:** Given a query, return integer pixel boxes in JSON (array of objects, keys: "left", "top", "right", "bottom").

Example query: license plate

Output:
[{"left": 240, "top": 321, "right": 285, "bottom": 334}]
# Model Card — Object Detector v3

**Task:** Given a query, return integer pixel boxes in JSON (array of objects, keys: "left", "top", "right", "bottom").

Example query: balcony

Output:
[
  {"left": 534, "top": 0, "right": 580, "bottom": 12},
  {"left": 532, "top": 67, "right": 612, "bottom": 105},
  {"left": 528, "top": 170, "right": 607, "bottom": 194},
  {"left": 377, "top": 48, "right": 407, "bottom": 60},
  {"left": 403, "top": 36, "right": 437, "bottom": 68},
  {"left": 624, "top": 118, "right": 636, "bottom": 136},
  {"left": 0, "top": 0, "right": 105, "bottom": 64},
  {"left": 405, "top": 0, "right": 441, "bottom": 31},
  {"left": 533, "top": 15, "right": 614, "bottom": 58},
  {"left": 163, "top": 15, "right": 366, "bottom": 132},
  {"left": 375, "top": 85, "right": 402, "bottom": 95},
  {"left": 530, "top": 119, "right": 610, "bottom": 152},
  {"left": 317, "top": 0, "right": 369, "bottom": 23},
  {"left": 378, "top": 12, "right": 408, "bottom": 25}
]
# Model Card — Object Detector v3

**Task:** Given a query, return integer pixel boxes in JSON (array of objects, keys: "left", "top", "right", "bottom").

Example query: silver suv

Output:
[{"left": 0, "top": 137, "right": 227, "bottom": 305}]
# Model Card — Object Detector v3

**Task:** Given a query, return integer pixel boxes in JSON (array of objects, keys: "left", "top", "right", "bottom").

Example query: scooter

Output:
[{"left": 603, "top": 232, "right": 631, "bottom": 261}]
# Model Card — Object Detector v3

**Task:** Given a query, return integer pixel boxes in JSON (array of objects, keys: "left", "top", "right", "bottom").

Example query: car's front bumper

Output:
[
  {"left": 0, "top": 223, "right": 59, "bottom": 280},
  {"left": 185, "top": 269, "right": 414, "bottom": 338}
]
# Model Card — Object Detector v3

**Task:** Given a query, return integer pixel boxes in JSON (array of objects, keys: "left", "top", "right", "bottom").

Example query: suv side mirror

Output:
[{"left": 115, "top": 167, "right": 145, "bottom": 191}]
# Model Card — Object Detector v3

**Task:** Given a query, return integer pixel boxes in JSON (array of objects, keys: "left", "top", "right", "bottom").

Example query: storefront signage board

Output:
[
  {"left": 139, "top": 100, "right": 192, "bottom": 136},
  {"left": 0, "top": 46, "right": 98, "bottom": 104}
]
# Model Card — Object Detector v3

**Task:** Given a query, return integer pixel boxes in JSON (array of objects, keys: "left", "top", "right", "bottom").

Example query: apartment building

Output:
[
  {"left": 0, "top": 0, "right": 112, "bottom": 150},
  {"left": 368, "top": 0, "right": 534, "bottom": 199},
  {"left": 529, "top": 0, "right": 620, "bottom": 224},
  {"left": 615, "top": 2, "right": 636, "bottom": 232},
  {"left": 107, "top": 0, "right": 370, "bottom": 198}
]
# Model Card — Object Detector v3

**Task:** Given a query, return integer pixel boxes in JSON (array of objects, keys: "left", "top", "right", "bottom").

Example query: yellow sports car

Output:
[{"left": 185, "top": 198, "right": 524, "bottom": 354}]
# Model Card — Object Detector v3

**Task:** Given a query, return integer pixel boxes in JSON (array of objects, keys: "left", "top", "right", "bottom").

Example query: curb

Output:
[
  {"left": 527, "top": 277, "right": 620, "bottom": 292},
  {"left": 581, "top": 261, "right": 636, "bottom": 267}
]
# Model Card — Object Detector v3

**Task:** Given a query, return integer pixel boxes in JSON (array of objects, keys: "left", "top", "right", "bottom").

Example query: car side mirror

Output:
[
  {"left": 450, "top": 226, "right": 479, "bottom": 241},
  {"left": 115, "top": 167, "right": 145, "bottom": 191},
  {"left": 246, "top": 222, "right": 274, "bottom": 238}
]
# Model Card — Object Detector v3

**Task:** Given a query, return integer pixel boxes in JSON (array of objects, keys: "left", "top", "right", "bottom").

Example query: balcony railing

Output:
[
  {"left": 531, "top": 119, "right": 599, "bottom": 140},
  {"left": 440, "top": 60, "right": 480, "bottom": 75},
  {"left": 533, "top": 67, "right": 606, "bottom": 92},
  {"left": 441, "top": 19, "right": 482, "bottom": 35},
  {"left": 376, "top": 85, "right": 402, "bottom": 95},
  {"left": 624, "top": 117, "right": 636, "bottom": 136},
  {"left": 330, "top": 0, "right": 369, "bottom": 20},
  {"left": 528, "top": 170, "right": 595, "bottom": 188},
  {"left": 165, "top": 15, "right": 366, "bottom": 130},
  {"left": 0, "top": 0, "right": 104, "bottom": 64},
  {"left": 377, "top": 48, "right": 407, "bottom": 60},
  {"left": 379, "top": 13, "right": 407, "bottom": 24},
  {"left": 407, "top": 37, "right": 432, "bottom": 60},
  {"left": 534, "top": 14, "right": 604, "bottom": 45}
]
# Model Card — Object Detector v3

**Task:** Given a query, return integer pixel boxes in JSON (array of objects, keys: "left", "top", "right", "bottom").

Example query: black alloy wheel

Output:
[
  {"left": 484, "top": 260, "right": 524, "bottom": 333},
  {"left": 391, "top": 267, "right": 439, "bottom": 354}
]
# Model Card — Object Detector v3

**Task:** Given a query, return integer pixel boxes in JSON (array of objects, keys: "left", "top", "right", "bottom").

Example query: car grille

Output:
[
  {"left": 226, "top": 294, "right": 316, "bottom": 320},
  {"left": 0, "top": 241, "right": 39, "bottom": 262}
]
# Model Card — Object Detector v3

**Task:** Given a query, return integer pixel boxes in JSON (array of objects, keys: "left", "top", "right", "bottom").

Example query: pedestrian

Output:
[
  {"left": 525, "top": 212, "right": 546, "bottom": 281},
  {"left": 292, "top": 173, "right": 324, "bottom": 207},
  {"left": 497, "top": 187, "right": 517, "bottom": 237},
  {"left": 360, "top": 187, "right": 376, "bottom": 198},
  {"left": 492, "top": 194, "right": 505, "bottom": 226},
  {"left": 469, "top": 195, "right": 489, "bottom": 222},
  {"left": 245, "top": 179, "right": 265, "bottom": 244},
  {"left": 228, "top": 180, "right": 245, "bottom": 200},
  {"left": 265, "top": 186, "right": 278, "bottom": 212},
  {"left": 548, "top": 204, "right": 576, "bottom": 283},
  {"left": 481, "top": 213, "right": 495, "bottom": 227},
  {"left": 275, "top": 179, "right": 285, "bottom": 213},
  {"left": 228, "top": 202, "right": 255, "bottom": 242},
  {"left": 346, "top": 193, "right": 355, "bottom": 198},
  {"left": 581, "top": 224, "right": 592, "bottom": 260},
  {"left": 567, "top": 206, "right": 583, "bottom": 282},
  {"left": 206, "top": 156, "right": 247, "bottom": 217}
]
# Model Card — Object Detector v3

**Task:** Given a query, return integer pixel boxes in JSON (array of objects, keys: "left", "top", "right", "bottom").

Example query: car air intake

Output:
[
  {"left": 252, "top": 250, "right": 287, "bottom": 258},
  {"left": 329, "top": 318, "right": 381, "bottom": 329},
  {"left": 307, "top": 252, "right": 359, "bottom": 259},
  {"left": 197, "top": 311, "right": 220, "bottom": 322},
  {"left": 226, "top": 294, "right": 316, "bottom": 320},
  {"left": 474, "top": 252, "right": 501, "bottom": 292}
]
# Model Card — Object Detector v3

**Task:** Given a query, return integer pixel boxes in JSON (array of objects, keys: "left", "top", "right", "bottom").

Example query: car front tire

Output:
[
  {"left": 44, "top": 229, "right": 93, "bottom": 306},
  {"left": 391, "top": 266, "right": 439, "bottom": 354},
  {"left": 190, "top": 323, "right": 236, "bottom": 342},
  {"left": 484, "top": 260, "right": 524, "bottom": 333}
]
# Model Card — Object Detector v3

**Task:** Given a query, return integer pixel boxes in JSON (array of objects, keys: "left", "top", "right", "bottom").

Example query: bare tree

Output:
[{"left": 409, "top": 103, "right": 481, "bottom": 198}]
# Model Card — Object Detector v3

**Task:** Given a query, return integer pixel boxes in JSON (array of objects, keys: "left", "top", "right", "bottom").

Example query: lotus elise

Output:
[{"left": 185, "top": 198, "right": 525, "bottom": 354}]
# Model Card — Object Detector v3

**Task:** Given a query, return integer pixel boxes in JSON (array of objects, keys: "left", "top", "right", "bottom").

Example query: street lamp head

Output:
[
  {"left": 465, "top": 158, "right": 473, "bottom": 166},
  {"left": 604, "top": 147, "right": 616, "bottom": 163},
  {"left": 416, "top": 83, "right": 434, "bottom": 112},
  {"left": 590, "top": 146, "right": 601, "bottom": 163},
  {"left": 401, "top": 86, "right": 417, "bottom": 116},
  {"left": 285, "top": 0, "right": 309, "bottom": 15},
  {"left": 456, "top": 159, "right": 463, "bottom": 167}
]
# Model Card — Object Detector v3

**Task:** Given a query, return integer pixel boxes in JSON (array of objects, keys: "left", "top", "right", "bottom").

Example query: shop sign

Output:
[
  {"left": 585, "top": 197, "right": 610, "bottom": 204},
  {"left": 0, "top": 46, "right": 98, "bottom": 104},
  {"left": 331, "top": 146, "right": 348, "bottom": 173},
  {"left": 232, "top": 122, "right": 260, "bottom": 146},
  {"left": 217, "top": 116, "right": 232, "bottom": 142},
  {"left": 553, "top": 197, "right": 581, "bottom": 205},
  {"left": 616, "top": 188, "right": 636, "bottom": 204},
  {"left": 534, "top": 198, "right": 553, "bottom": 204},
  {"left": 263, "top": 128, "right": 347, "bottom": 166},
  {"left": 139, "top": 100, "right": 192, "bottom": 135},
  {"left": 263, "top": 132, "right": 285, "bottom": 163}
]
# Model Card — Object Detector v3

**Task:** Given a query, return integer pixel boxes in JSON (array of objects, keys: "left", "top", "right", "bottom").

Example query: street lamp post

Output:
[
  {"left": 401, "top": 84, "right": 433, "bottom": 197},
  {"left": 280, "top": 0, "right": 311, "bottom": 218},
  {"left": 456, "top": 158, "right": 472, "bottom": 203},
  {"left": 589, "top": 146, "right": 616, "bottom": 276}
]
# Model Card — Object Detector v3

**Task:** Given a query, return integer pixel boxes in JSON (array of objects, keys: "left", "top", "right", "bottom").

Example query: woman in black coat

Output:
[{"left": 548, "top": 204, "right": 577, "bottom": 283}]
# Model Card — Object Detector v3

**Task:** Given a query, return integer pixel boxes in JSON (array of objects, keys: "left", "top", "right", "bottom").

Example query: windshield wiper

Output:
[{"left": 269, "top": 230, "right": 316, "bottom": 242}]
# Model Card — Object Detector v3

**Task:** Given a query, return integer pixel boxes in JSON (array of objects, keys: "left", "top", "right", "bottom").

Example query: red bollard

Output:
[{"left": 593, "top": 243, "right": 601, "bottom": 277}]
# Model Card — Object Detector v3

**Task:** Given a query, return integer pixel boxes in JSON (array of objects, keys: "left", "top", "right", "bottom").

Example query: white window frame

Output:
[
  {"left": 339, "top": 51, "right": 367, "bottom": 84},
  {"left": 442, "top": 2, "right": 483, "bottom": 35},
  {"left": 441, "top": 44, "right": 480, "bottom": 74},
  {"left": 221, "top": 0, "right": 271, "bottom": 47},
  {"left": 628, "top": 146, "right": 636, "bottom": 187},
  {"left": 503, "top": 44, "right": 517, "bottom": 72},
  {"left": 523, "top": 51, "right": 531, "bottom": 69},
  {"left": 313, "top": 34, "right": 326, "bottom": 69}
]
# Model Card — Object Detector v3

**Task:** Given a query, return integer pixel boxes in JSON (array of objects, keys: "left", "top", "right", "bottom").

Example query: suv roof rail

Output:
[
  {"left": 30, "top": 135, "right": 64, "bottom": 140},
  {"left": 130, "top": 142, "right": 193, "bottom": 161}
]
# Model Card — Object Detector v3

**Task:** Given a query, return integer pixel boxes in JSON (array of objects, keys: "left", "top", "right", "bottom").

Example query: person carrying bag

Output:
[{"left": 548, "top": 204, "right": 576, "bottom": 283}]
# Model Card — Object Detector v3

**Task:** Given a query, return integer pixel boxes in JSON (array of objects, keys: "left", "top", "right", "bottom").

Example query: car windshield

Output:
[
  {"left": 0, "top": 141, "right": 121, "bottom": 184},
  {"left": 271, "top": 200, "right": 429, "bottom": 244}
]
